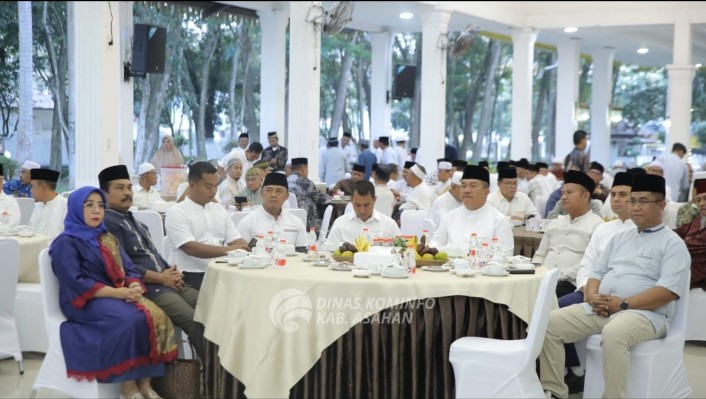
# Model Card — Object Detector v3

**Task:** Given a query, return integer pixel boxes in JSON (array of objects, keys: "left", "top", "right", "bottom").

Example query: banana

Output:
[{"left": 355, "top": 234, "right": 370, "bottom": 252}]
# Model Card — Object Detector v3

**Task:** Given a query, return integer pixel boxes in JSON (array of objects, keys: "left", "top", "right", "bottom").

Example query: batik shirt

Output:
[
  {"left": 3, "top": 179, "right": 32, "bottom": 198},
  {"left": 289, "top": 174, "right": 330, "bottom": 232},
  {"left": 262, "top": 146, "right": 289, "bottom": 172}
]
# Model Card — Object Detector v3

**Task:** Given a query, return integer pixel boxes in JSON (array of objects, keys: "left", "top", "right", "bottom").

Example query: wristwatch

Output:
[{"left": 619, "top": 298, "right": 630, "bottom": 311}]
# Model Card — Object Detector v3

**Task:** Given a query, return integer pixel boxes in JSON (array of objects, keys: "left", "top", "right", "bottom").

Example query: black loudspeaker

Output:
[
  {"left": 132, "top": 24, "right": 167, "bottom": 74},
  {"left": 392, "top": 64, "right": 417, "bottom": 98}
]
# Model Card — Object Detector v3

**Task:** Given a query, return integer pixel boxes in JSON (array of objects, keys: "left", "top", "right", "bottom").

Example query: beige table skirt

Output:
[
  {"left": 12, "top": 234, "right": 49, "bottom": 283},
  {"left": 513, "top": 226, "right": 544, "bottom": 257}
]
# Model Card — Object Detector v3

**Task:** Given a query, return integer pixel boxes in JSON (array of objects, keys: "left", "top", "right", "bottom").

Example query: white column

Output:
[
  {"left": 510, "top": 28, "right": 537, "bottom": 160},
  {"left": 71, "top": 1, "right": 128, "bottom": 187},
  {"left": 287, "top": 2, "right": 321, "bottom": 180},
  {"left": 118, "top": 2, "right": 134, "bottom": 172},
  {"left": 418, "top": 6, "right": 450, "bottom": 174},
  {"left": 259, "top": 9, "right": 288, "bottom": 145},
  {"left": 555, "top": 37, "right": 581, "bottom": 161},
  {"left": 666, "top": 11, "right": 694, "bottom": 150},
  {"left": 369, "top": 31, "right": 392, "bottom": 141},
  {"left": 590, "top": 47, "right": 614, "bottom": 167}
]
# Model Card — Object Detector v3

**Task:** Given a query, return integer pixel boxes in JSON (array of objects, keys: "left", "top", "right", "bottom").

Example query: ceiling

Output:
[{"left": 220, "top": 1, "right": 706, "bottom": 68}]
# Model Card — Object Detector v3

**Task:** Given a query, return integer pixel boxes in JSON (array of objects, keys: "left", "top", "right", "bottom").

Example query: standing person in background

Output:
[
  {"left": 357, "top": 140, "right": 377, "bottom": 181},
  {"left": 409, "top": 148, "right": 418, "bottom": 162},
  {"left": 564, "top": 130, "right": 591, "bottom": 173},
  {"left": 655, "top": 142, "right": 690, "bottom": 202},
  {"left": 379, "top": 136, "right": 397, "bottom": 165},
  {"left": 261, "top": 131, "right": 289, "bottom": 172},
  {"left": 393, "top": 135, "right": 409, "bottom": 171},
  {"left": 29, "top": 168, "right": 67, "bottom": 241},
  {"left": 340, "top": 132, "right": 358, "bottom": 166},
  {"left": 3, "top": 160, "right": 39, "bottom": 198},
  {"left": 150, "top": 135, "right": 185, "bottom": 174},
  {"left": 320, "top": 137, "right": 350, "bottom": 187}
]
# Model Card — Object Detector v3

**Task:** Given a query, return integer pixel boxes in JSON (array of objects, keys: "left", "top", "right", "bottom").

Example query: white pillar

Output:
[
  {"left": 418, "top": 6, "right": 450, "bottom": 174},
  {"left": 71, "top": 1, "right": 129, "bottom": 187},
  {"left": 287, "top": 2, "right": 321, "bottom": 180},
  {"left": 369, "top": 31, "right": 392, "bottom": 141},
  {"left": 510, "top": 28, "right": 537, "bottom": 160},
  {"left": 555, "top": 37, "right": 581, "bottom": 161},
  {"left": 666, "top": 11, "right": 694, "bottom": 150},
  {"left": 259, "top": 9, "right": 288, "bottom": 145},
  {"left": 590, "top": 47, "right": 614, "bottom": 167},
  {"left": 118, "top": 2, "right": 134, "bottom": 172}
]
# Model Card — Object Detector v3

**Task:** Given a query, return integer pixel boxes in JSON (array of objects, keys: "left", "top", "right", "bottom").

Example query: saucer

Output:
[
  {"left": 328, "top": 262, "right": 355, "bottom": 271},
  {"left": 420, "top": 265, "right": 451, "bottom": 272},
  {"left": 381, "top": 270, "right": 409, "bottom": 279},
  {"left": 352, "top": 269, "right": 371, "bottom": 278},
  {"left": 482, "top": 270, "right": 509, "bottom": 277},
  {"left": 313, "top": 260, "right": 331, "bottom": 267},
  {"left": 455, "top": 269, "right": 477, "bottom": 278}
]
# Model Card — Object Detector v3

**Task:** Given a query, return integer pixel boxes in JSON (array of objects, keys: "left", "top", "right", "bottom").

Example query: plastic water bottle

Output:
[
  {"left": 405, "top": 242, "right": 416, "bottom": 274},
  {"left": 265, "top": 231, "right": 275, "bottom": 260},
  {"left": 469, "top": 248, "right": 480, "bottom": 270},
  {"left": 490, "top": 237, "right": 503, "bottom": 261},
  {"left": 478, "top": 242, "right": 490, "bottom": 269},
  {"left": 468, "top": 233, "right": 478, "bottom": 256},
  {"left": 0, "top": 211, "right": 9, "bottom": 226},
  {"left": 362, "top": 227, "right": 371, "bottom": 242},
  {"left": 275, "top": 239, "right": 287, "bottom": 269},
  {"left": 254, "top": 235, "right": 265, "bottom": 255},
  {"left": 307, "top": 227, "right": 318, "bottom": 255}
]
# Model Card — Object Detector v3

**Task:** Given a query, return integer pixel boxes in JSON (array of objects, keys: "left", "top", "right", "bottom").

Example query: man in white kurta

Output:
[
  {"left": 393, "top": 137, "right": 408, "bottom": 171},
  {"left": 379, "top": 136, "right": 397, "bottom": 165},
  {"left": 526, "top": 164, "right": 554, "bottom": 203},
  {"left": 397, "top": 164, "right": 435, "bottom": 215},
  {"left": 237, "top": 173, "right": 308, "bottom": 246},
  {"left": 372, "top": 164, "right": 395, "bottom": 217},
  {"left": 532, "top": 170, "right": 604, "bottom": 297},
  {"left": 430, "top": 171, "right": 463, "bottom": 228},
  {"left": 320, "top": 138, "right": 350, "bottom": 187},
  {"left": 433, "top": 160, "right": 454, "bottom": 196},
  {"left": 28, "top": 168, "right": 67, "bottom": 241},
  {"left": 432, "top": 165, "right": 513, "bottom": 254},
  {"left": 165, "top": 161, "right": 250, "bottom": 290},
  {"left": 0, "top": 167, "right": 21, "bottom": 225},
  {"left": 327, "top": 180, "right": 401, "bottom": 244},
  {"left": 392, "top": 161, "right": 414, "bottom": 200},
  {"left": 339, "top": 132, "right": 358, "bottom": 165},
  {"left": 133, "top": 162, "right": 166, "bottom": 209},
  {"left": 218, "top": 157, "right": 246, "bottom": 208},
  {"left": 487, "top": 167, "right": 539, "bottom": 221}
]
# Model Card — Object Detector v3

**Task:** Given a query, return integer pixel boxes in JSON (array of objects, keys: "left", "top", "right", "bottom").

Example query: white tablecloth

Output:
[
  {"left": 11, "top": 234, "right": 49, "bottom": 283},
  {"left": 194, "top": 255, "right": 550, "bottom": 398}
]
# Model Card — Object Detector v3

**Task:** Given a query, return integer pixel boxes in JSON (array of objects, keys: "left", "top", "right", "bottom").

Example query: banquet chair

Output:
[
  {"left": 231, "top": 212, "right": 249, "bottom": 228},
  {"left": 31, "top": 249, "right": 121, "bottom": 399},
  {"left": 344, "top": 202, "right": 353, "bottom": 215},
  {"left": 662, "top": 201, "right": 683, "bottom": 229},
  {"left": 422, "top": 218, "right": 436, "bottom": 241},
  {"left": 400, "top": 209, "right": 428, "bottom": 237},
  {"left": 686, "top": 288, "right": 706, "bottom": 341},
  {"left": 17, "top": 197, "right": 35, "bottom": 225},
  {"left": 319, "top": 205, "right": 333, "bottom": 240},
  {"left": 60, "top": 190, "right": 74, "bottom": 199},
  {"left": 582, "top": 270, "right": 692, "bottom": 399},
  {"left": 449, "top": 269, "right": 559, "bottom": 398},
  {"left": 15, "top": 282, "right": 48, "bottom": 353},
  {"left": 0, "top": 238, "right": 24, "bottom": 374},
  {"left": 288, "top": 192, "right": 298, "bottom": 209},
  {"left": 132, "top": 210, "right": 165, "bottom": 257},
  {"left": 284, "top": 208, "right": 307, "bottom": 227}
]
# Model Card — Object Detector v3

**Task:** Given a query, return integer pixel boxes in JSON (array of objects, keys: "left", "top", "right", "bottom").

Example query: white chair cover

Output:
[
  {"left": 422, "top": 218, "right": 436, "bottom": 242},
  {"left": 231, "top": 212, "right": 249, "bottom": 228},
  {"left": 686, "top": 288, "right": 706, "bottom": 341},
  {"left": 16, "top": 198, "right": 35, "bottom": 226},
  {"left": 283, "top": 208, "right": 307, "bottom": 227},
  {"left": 0, "top": 238, "right": 23, "bottom": 373},
  {"left": 132, "top": 210, "right": 165, "bottom": 257},
  {"left": 400, "top": 209, "right": 428, "bottom": 237},
  {"left": 319, "top": 205, "right": 333, "bottom": 241},
  {"left": 534, "top": 194, "right": 548, "bottom": 219},
  {"left": 344, "top": 202, "right": 353, "bottom": 215},
  {"left": 288, "top": 192, "right": 298, "bottom": 209},
  {"left": 583, "top": 270, "right": 692, "bottom": 399},
  {"left": 449, "top": 269, "right": 559, "bottom": 398},
  {"left": 32, "top": 249, "right": 121, "bottom": 398},
  {"left": 662, "top": 201, "right": 684, "bottom": 229},
  {"left": 15, "top": 282, "right": 48, "bottom": 353}
]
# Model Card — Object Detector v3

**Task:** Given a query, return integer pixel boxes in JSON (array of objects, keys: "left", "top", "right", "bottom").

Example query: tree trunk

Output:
[
  {"left": 473, "top": 40, "right": 501, "bottom": 162},
  {"left": 354, "top": 56, "right": 367, "bottom": 141},
  {"left": 329, "top": 33, "right": 357, "bottom": 138},
  {"left": 446, "top": 56, "right": 457, "bottom": 149},
  {"left": 531, "top": 52, "right": 553, "bottom": 160},
  {"left": 460, "top": 40, "right": 494, "bottom": 160},
  {"left": 49, "top": 103, "right": 62, "bottom": 171},
  {"left": 17, "top": 1, "right": 32, "bottom": 163},
  {"left": 196, "top": 26, "right": 220, "bottom": 158},
  {"left": 545, "top": 53, "right": 557, "bottom": 159},
  {"left": 228, "top": 24, "right": 240, "bottom": 142}
]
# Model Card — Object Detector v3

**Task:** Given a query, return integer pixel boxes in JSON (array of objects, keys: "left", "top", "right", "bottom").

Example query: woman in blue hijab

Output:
[{"left": 50, "top": 186, "right": 177, "bottom": 399}]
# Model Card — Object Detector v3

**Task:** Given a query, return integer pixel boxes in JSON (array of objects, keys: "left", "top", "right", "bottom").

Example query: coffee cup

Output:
[
  {"left": 381, "top": 263, "right": 406, "bottom": 277},
  {"left": 242, "top": 255, "right": 269, "bottom": 268},
  {"left": 452, "top": 259, "right": 470, "bottom": 271},
  {"left": 368, "top": 263, "right": 382, "bottom": 275},
  {"left": 227, "top": 249, "right": 248, "bottom": 265},
  {"left": 485, "top": 263, "right": 506, "bottom": 275}
]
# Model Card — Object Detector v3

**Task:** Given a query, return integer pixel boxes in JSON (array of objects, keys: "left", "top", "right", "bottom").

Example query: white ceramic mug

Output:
[{"left": 452, "top": 259, "right": 470, "bottom": 271}]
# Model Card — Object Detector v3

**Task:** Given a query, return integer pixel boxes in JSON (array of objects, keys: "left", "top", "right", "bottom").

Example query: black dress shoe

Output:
[{"left": 564, "top": 370, "right": 585, "bottom": 394}]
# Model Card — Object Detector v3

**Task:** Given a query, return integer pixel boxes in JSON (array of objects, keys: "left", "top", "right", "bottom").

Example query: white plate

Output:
[
  {"left": 482, "top": 271, "right": 509, "bottom": 277},
  {"left": 352, "top": 269, "right": 371, "bottom": 278},
  {"left": 313, "top": 261, "right": 331, "bottom": 267},
  {"left": 420, "top": 265, "right": 451, "bottom": 272},
  {"left": 381, "top": 273, "right": 409, "bottom": 279},
  {"left": 455, "top": 270, "right": 477, "bottom": 278},
  {"left": 328, "top": 263, "right": 355, "bottom": 271}
]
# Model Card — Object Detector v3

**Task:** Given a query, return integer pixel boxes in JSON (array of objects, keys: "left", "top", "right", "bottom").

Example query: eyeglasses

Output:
[
  {"left": 83, "top": 202, "right": 107, "bottom": 210},
  {"left": 628, "top": 199, "right": 661, "bottom": 208},
  {"left": 502, "top": 182, "right": 518, "bottom": 187}
]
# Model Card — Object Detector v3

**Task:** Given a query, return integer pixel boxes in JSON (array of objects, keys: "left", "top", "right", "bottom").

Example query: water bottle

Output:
[
  {"left": 405, "top": 242, "right": 416, "bottom": 274},
  {"left": 307, "top": 227, "right": 318, "bottom": 255},
  {"left": 275, "top": 239, "right": 287, "bottom": 269},
  {"left": 469, "top": 248, "right": 480, "bottom": 270},
  {"left": 0, "top": 211, "right": 9, "bottom": 226},
  {"left": 468, "top": 233, "right": 478, "bottom": 256},
  {"left": 362, "top": 227, "right": 371, "bottom": 242},
  {"left": 254, "top": 235, "right": 265, "bottom": 255},
  {"left": 265, "top": 230, "right": 275, "bottom": 260},
  {"left": 490, "top": 237, "right": 503, "bottom": 261},
  {"left": 478, "top": 242, "right": 490, "bottom": 269}
]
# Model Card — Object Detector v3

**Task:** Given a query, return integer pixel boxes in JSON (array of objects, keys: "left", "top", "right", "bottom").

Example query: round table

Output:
[
  {"left": 11, "top": 233, "right": 50, "bottom": 283},
  {"left": 195, "top": 255, "right": 551, "bottom": 398},
  {"left": 512, "top": 226, "right": 544, "bottom": 258}
]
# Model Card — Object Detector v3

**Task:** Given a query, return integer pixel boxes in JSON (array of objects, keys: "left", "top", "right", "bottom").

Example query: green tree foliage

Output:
[{"left": 0, "top": 2, "right": 19, "bottom": 140}]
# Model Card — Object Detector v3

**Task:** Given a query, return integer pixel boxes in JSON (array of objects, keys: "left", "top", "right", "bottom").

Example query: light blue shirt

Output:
[{"left": 585, "top": 223, "right": 690, "bottom": 333}]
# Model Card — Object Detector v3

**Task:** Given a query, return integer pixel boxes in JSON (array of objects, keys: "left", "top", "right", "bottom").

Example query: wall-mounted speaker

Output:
[
  {"left": 132, "top": 24, "right": 167, "bottom": 74},
  {"left": 392, "top": 64, "right": 417, "bottom": 99}
]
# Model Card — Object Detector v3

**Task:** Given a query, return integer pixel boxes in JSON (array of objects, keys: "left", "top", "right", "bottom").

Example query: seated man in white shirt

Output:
[
  {"left": 396, "top": 164, "right": 435, "bottom": 217},
  {"left": 372, "top": 163, "right": 395, "bottom": 217},
  {"left": 433, "top": 160, "right": 454, "bottom": 196},
  {"left": 133, "top": 162, "right": 166, "bottom": 209},
  {"left": 487, "top": 166, "right": 539, "bottom": 221},
  {"left": 218, "top": 157, "right": 246, "bottom": 208},
  {"left": 328, "top": 180, "right": 401, "bottom": 244},
  {"left": 29, "top": 168, "right": 68, "bottom": 241},
  {"left": 430, "top": 171, "right": 463, "bottom": 228},
  {"left": 165, "top": 161, "right": 250, "bottom": 290},
  {"left": 391, "top": 161, "right": 415, "bottom": 201},
  {"left": 432, "top": 165, "right": 514, "bottom": 254},
  {"left": 532, "top": 170, "right": 604, "bottom": 297},
  {"left": 0, "top": 164, "right": 21, "bottom": 224},
  {"left": 237, "top": 173, "right": 307, "bottom": 247}
]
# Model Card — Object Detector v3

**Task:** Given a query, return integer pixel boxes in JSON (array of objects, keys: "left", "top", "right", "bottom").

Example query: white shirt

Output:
[
  {"left": 486, "top": 190, "right": 539, "bottom": 220},
  {"left": 133, "top": 185, "right": 165, "bottom": 209},
  {"left": 381, "top": 147, "right": 397, "bottom": 165},
  {"left": 327, "top": 209, "right": 401, "bottom": 244},
  {"left": 320, "top": 147, "right": 350, "bottom": 186},
  {"left": 374, "top": 184, "right": 395, "bottom": 217},
  {"left": 0, "top": 192, "right": 21, "bottom": 225},
  {"left": 165, "top": 197, "right": 242, "bottom": 273},
  {"left": 545, "top": 173, "right": 560, "bottom": 191},
  {"left": 218, "top": 176, "right": 246, "bottom": 207},
  {"left": 374, "top": 147, "right": 383, "bottom": 164},
  {"left": 575, "top": 218, "right": 635, "bottom": 290},
  {"left": 340, "top": 143, "right": 358, "bottom": 165},
  {"left": 431, "top": 203, "right": 514, "bottom": 254},
  {"left": 398, "top": 182, "right": 435, "bottom": 213},
  {"left": 531, "top": 210, "right": 604, "bottom": 284},
  {"left": 434, "top": 179, "right": 451, "bottom": 196},
  {"left": 29, "top": 194, "right": 67, "bottom": 241},
  {"left": 526, "top": 175, "right": 553, "bottom": 202},
  {"left": 394, "top": 178, "right": 412, "bottom": 200},
  {"left": 394, "top": 146, "right": 407, "bottom": 170},
  {"left": 430, "top": 191, "right": 462, "bottom": 228},
  {"left": 656, "top": 152, "right": 689, "bottom": 201},
  {"left": 237, "top": 206, "right": 308, "bottom": 246},
  {"left": 489, "top": 173, "right": 499, "bottom": 193}
]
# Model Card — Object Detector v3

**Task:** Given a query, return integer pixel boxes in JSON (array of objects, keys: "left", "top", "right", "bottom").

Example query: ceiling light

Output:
[
  {"left": 399, "top": 12, "right": 413, "bottom": 20},
  {"left": 696, "top": 63, "right": 703, "bottom": 68},
  {"left": 637, "top": 47, "right": 649, "bottom": 54},
  {"left": 563, "top": 27, "right": 578, "bottom": 33}
]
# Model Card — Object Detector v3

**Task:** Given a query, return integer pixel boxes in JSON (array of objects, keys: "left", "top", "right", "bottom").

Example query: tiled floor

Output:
[{"left": 3, "top": 343, "right": 706, "bottom": 398}]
